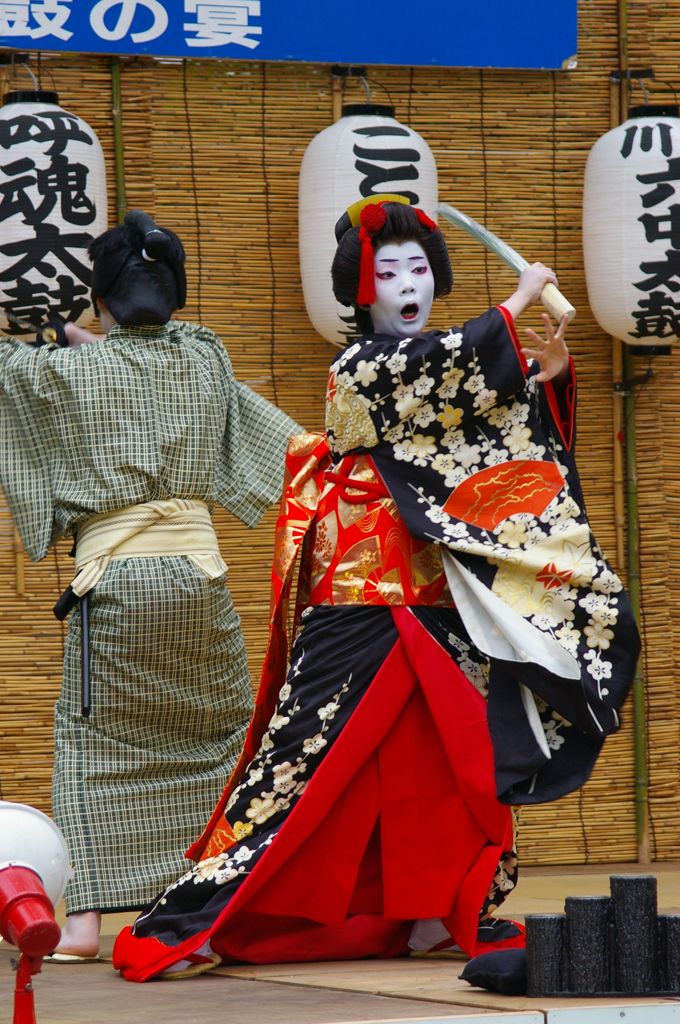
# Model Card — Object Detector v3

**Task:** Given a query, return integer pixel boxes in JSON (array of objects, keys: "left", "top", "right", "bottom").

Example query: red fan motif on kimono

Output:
[{"left": 442, "top": 461, "right": 566, "bottom": 530}]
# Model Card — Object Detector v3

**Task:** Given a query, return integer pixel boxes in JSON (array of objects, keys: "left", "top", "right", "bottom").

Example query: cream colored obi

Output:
[{"left": 70, "top": 498, "right": 227, "bottom": 597}]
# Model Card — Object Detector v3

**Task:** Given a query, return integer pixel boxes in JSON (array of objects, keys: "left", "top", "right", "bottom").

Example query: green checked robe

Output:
[{"left": 0, "top": 320, "right": 300, "bottom": 914}]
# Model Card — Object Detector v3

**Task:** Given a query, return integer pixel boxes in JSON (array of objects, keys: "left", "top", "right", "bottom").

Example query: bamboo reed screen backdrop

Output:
[{"left": 1, "top": 0, "right": 679, "bottom": 867}]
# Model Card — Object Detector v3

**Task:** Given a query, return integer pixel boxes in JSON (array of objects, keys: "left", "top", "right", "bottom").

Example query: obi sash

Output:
[{"left": 69, "top": 498, "right": 227, "bottom": 598}]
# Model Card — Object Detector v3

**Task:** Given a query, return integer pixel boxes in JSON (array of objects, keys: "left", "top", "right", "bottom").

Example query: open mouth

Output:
[{"left": 401, "top": 303, "right": 419, "bottom": 321}]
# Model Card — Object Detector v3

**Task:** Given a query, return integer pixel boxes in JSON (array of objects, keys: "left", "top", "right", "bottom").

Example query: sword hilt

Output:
[{"left": 539, "top": 282, "right": 576, "bottom": 324}]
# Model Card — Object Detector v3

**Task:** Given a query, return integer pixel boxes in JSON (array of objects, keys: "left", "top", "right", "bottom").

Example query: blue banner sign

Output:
[{"left": 0, "top": 1, "right": 578, "bottom": 70}]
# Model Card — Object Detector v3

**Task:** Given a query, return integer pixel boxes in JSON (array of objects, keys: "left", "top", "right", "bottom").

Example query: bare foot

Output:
[{"left": 54, "top": 911, "right": 101, "bottom": 957}]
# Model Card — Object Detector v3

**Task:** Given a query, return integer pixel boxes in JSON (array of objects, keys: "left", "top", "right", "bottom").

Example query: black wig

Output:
[
  {"left": 331, "top": 202, "right": 452, "bottom": 333},
  {"left": 89, "top": 209, "right": 186, "bottom": 327}
]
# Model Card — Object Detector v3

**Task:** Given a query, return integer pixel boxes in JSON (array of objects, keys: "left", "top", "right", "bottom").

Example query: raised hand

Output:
[
  {"left": 521, "top": 312, "right": 570, "bottom": 383},
  {"left": 501, "top": 262, "right": 559, "bottom": 321},
  {"left": 516, "top": 262, "right": 559, "bottom": 306}
]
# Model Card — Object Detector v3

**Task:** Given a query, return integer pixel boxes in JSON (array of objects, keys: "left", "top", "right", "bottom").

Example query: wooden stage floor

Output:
[{"left": 2, "top": 863, "right": 679, "bottom": 1024}]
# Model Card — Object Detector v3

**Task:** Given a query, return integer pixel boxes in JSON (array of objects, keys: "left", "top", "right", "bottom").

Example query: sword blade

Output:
[
  {"left": 437, "top": 203, "right": 575, "bottom": 323},
  {"left": 438, "top": 203, "right": 529, "bottom": 274},
  {"left": 4, "top": 310, "right": 39, "bottom": 333},
  {"left": 4, "top": 309, "right": 66, "bottom": 345}
]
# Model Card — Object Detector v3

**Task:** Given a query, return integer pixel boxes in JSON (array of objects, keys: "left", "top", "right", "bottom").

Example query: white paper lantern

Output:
[
  {"left": 0, "top": 89, "right": 107, "bottom": 337},
  {"left": 583, "top": 104, "right": 680, "bottom": 349},
  {"left": 299, "top": 103, "right": 438, "bottom": 346}
]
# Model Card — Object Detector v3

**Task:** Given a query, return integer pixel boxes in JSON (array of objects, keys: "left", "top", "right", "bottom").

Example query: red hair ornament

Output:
[
  {"left": 414, "top": 208, "right": 437, "bottom": 231},
  {"left": 356, "top": 203, "right": 387, "bottom": 306},
  {"left": 355, "top": 202, "right": 437, "bottom": 307}
]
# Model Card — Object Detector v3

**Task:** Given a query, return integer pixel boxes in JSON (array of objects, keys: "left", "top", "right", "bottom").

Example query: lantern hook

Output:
[
  {"left": 610, "top": 67, "right": 654, "bottom": 83},
  {"left": 610, "top": 67, "right": 654, "bottom": 104},
  {"left": 4, "top": 54, "right": 39, "bottom": 90},
  {"left": 613, "top": 367, "right": 654, "bottom": 395},
  {"left": 0, "top": 51, "right": 29, "bottom": 66}
]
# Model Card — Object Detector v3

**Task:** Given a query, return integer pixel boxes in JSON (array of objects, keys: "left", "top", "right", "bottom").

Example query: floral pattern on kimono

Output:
[{"left": 326, "top": 306, "right": 639, "bottom": 803}]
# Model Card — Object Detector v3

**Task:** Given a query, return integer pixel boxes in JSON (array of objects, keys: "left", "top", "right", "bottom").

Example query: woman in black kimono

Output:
[{"left": 113, "top": 197, "right": 638, "bottom": 981}]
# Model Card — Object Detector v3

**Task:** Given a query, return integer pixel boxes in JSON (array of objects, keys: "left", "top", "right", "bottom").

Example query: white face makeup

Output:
[{"left": 370, "top": 240, "right": 434, "bottom": 339}]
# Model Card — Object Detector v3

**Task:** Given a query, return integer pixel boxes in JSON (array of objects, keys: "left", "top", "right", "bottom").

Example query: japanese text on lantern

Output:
[
  {"left": 0, "top": 108, "right": 95, "bottom": 328},
  {"left": 336, "top": 121, "right": 424, "bottom": 345},
  {"left": 0, "top": 0, "right": 263, "bottom": 49},
  {"left": 624, "top": 120, "right": 680, "bottom": 340}
]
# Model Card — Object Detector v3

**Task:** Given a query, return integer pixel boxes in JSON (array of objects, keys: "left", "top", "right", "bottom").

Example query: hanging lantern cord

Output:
[
  {"left": 37, "top": 63, "right": 58, "bottom": 94},
  {"left": 359, "top": 74, "right": 395, "bottom": 109},
  {"left": 635, "top": 77, "right": 651, "bottom": 105},
  {"left": 10, "top": 55, "right": 38, "bottom": 90},
  {"left": 657, "top": 80, "right": 679, "bottom": 107}
]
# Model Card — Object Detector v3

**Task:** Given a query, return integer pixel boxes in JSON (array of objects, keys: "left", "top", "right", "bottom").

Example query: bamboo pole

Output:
[
  {"left": 617, "top": 0, "right": 650, "bottom": 865},
  {"left": 610, "top": 78, "right": 626, "bottom": 574},
  {"left": 331, "top": 70, "right": 343, "bottom": 123},
  {"left": 612, "top": 337, "right": 626, "bottom": 572},
  {"left": 624, "top": 344, "right": 650, "bottom": 864},
  {"left": 111, "top": 57, "right": 127, "bottom": 224},
  {"left": 13, "top": 528, "right": 24, "bottom": 597}
]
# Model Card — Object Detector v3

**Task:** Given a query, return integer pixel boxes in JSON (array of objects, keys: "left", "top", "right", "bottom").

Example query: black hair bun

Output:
[{"left": 124, "top": 209, "right": 181, "bottom": 263}]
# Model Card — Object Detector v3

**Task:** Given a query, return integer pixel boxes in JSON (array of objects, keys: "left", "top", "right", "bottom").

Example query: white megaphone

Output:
[
  {"left": 0, "top": 801, "right": 71, "bottom": 957},
  {"left": 0, "top": 802, "right": 72, "bottom": 1024}
]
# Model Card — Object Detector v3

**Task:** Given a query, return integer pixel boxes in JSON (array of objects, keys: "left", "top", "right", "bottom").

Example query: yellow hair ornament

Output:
[{"left": 344, "top": 193, "right": 410, "bottom": 227}]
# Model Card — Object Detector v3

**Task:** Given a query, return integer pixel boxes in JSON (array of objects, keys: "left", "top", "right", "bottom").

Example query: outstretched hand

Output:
[{"left": 520, "top": 312, "right": 570, "bottom": 383}]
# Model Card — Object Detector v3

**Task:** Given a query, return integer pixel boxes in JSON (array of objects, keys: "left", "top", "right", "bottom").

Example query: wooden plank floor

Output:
[{"left": 1, "top": 864, "right": 678, "bottom": 1023}]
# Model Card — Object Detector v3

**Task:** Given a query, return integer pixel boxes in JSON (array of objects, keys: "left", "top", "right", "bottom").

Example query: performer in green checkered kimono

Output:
[{"left": 0, "top": 210, "right": 300, "bottom": 960}]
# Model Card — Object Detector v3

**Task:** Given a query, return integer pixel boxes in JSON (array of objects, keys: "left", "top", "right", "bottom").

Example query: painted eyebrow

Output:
[{"left": 375, "top": 255, "right": 428, "bottom": 263}]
